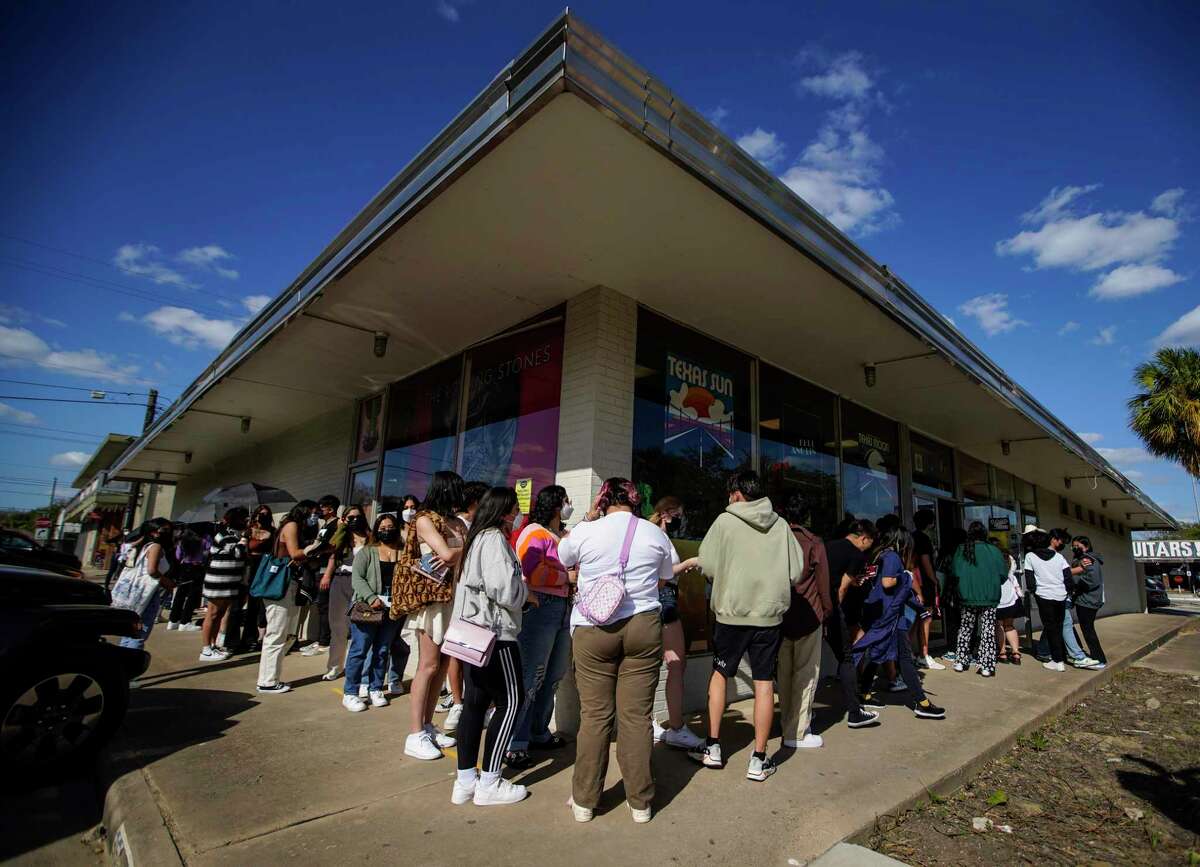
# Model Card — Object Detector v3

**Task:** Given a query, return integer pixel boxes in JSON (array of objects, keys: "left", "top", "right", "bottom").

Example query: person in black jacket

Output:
[{"left": 1069, "top": 536, "right": 1107, "bottom": 670}]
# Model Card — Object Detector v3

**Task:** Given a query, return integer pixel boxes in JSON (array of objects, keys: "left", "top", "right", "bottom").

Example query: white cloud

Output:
[
  {"left": 1090, "top": 263, "right": 1184, "bottom": 299},
  {"left": 1151, "top": 187, "right": 1187, "bottom": 218},
  {"left": 1077, "top": 432, "right": 1103, "bottom": 444},
  {"left": 139, "top": 306, "right": 240, "bottom": 350},
  {"left": 1090, "top": 325, "right": 1117, "bottom": 346},
  {"left": 0, "top": 324, "right": 141, "bottom": 383},
  {"left": 736, "top": 128, "right": 786, "bottom": 168},
  {"left": 957, "top": 293, "right": 1028, "bottom": 337},
  {"left": 1020, "top": 184, "right": 1101, "bottom": 224},
  {"left": 798, "top": 50, "right": 873, "bottom": 100},
  {"left": 178, "top": 245, "right": 239, "bottom": 280},
  {"left": 1154, "top": 303, "right": 1200, "bottom": 347},
  {"left": 0, "top": 304, "right": 67, "bottom": 329},
  {"left": 243, "top": 295, "right": 272, "bottom": 314},
  {"left": 114, "top": 244, "right": 192, "bottom": 287},
  {"left": 0, "top": 401, "right": 38, "bottom": 424},
  {"left": 706, "top": 105, "right": 730, "bottom": 127},
  {"left": 1122, "top": 469, "right": 1145, "bottom": 480},
  {"left": 1058, "top": 320, "right": 1080, "bottom": 335},
  {"left": 50, "top": 450, "right": 90, "bottom": 468},
  {"left": 435, "top": 0, "right": 468, "bottom": 22},
  {"left": 1097, "top": 446, "right": 1153, "bottom": 465}
]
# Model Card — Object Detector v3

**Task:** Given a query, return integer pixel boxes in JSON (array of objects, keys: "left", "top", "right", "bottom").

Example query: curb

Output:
[
  {"left": 99, "top": 751, "right": 184, "bottom": 866},
  {"left": 842, "top": 615, "right": 1190, "bottom": 851}
]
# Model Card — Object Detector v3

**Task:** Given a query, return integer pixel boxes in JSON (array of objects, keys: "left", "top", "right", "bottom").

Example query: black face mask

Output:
[
  {"left": 376, "top": 527, "right": 399, "bottom": 543},
  {"left": 346, "top": 516, "right": 366, "bottom": 534}
]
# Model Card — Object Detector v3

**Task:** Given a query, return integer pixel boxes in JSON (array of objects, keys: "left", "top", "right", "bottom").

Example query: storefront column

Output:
[{"left": 551, "top": 285, "right": 637, "bottom": 737}]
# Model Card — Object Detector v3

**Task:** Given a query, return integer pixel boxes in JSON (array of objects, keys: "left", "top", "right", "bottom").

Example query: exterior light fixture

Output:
[
  {"left": 241, "top": 417, "right": 251, "bottom": 434},
  {"left": 864, "top": 364, "right": 877, "bottom": 388},
  {"left": 373, "top": 331, "right": 388, "bottom": 358},
  {"left": 184, "top": 451, "right": 193, "bottom": 464},
  {"left": 1001, "top": 440, "right": 1011, "bottom": 456},
  {"left": 1064, "top": 477, "right": 1071, "bottom": 489}
]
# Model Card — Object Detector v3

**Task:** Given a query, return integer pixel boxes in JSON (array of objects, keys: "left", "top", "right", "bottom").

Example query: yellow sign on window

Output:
[{"left": 515, "top": 478, "right": 533, "bottom": 514}]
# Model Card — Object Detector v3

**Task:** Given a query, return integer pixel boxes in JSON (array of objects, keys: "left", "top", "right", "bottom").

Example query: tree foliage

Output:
[{"left": 1128, "top": 348, "right": 1200, "bottom": 478}]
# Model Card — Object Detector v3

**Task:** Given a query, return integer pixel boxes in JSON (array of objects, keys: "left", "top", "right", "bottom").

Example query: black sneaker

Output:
[
  {"left": 913, "top": 700, "right": 946, "bottom": 719},
  {"left": 847, "top": 709, "right": 881, "bottom": 728},
  {"left": 859, "top": 692, "right": 886, "bottom": 710}
]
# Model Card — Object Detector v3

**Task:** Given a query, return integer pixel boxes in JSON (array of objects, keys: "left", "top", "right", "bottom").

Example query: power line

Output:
[
  {"left": 0, "top": 378, "right": 158, "bottom": 398},
  {"left": 0, "top": 395, "right": 147, "bottom": 406},
  {"left": 0, "top": 431, "right": 108, "bottom": 446},
  {"left": 0, "top": 421, "right": 111, "bottom": 438},
  {"left": 0, "top": 351, "right": 167, "bottom": 386}
]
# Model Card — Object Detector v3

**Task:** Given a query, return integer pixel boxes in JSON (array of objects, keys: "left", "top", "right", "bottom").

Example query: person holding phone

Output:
[{"left": 343, "top": 513, "right": 405, "bottom": 712}]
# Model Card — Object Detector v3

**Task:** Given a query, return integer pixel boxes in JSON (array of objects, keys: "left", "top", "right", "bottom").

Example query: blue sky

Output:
[{"left": 1, "top": 1, "right": 1197, "bottom": 522}]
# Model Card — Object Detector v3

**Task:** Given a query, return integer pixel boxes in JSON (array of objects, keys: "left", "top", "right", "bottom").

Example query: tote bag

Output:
[
  {"left": 110, "top": 547, "right": 162, "bottom": 617},
  {"left": 249, "top": 532, "right": 295, "bottom": 601}
]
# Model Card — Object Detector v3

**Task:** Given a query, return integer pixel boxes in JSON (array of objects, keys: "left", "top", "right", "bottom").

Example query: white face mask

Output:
[
  {"left": 401, "top": 508, "right": 416, "bottom": 524},
  {"left": 559, "top": 501, "right": 574, "bottom": 521}
]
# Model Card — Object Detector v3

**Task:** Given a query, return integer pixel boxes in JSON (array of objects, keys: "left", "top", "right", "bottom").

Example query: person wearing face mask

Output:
[
  {"left": 646, "top": 496, "right": 705, "bottom": 751},
  {"left": 504, "top": 485, "right": 577, "bottom": 768},
  {"left": 199, "top": 507, "right": 251, "bottom": 662},
  {"left": 343, "top": 513, "right": 406, "bottom": 712},
  {"left": 1069, "top": 536, "right": 1106, "bottom": 670},
  {"left": 112, "top": 518, "right": 177, "bottom": 650},
  {"left": 439, "top": 481, "right": 489, "bottom": 731},
  {"left": 322, "top": 505, "right": 370, "bottom": 682},
  {"left": 401, "top": 495, "right": 420, "bottom": 527}
]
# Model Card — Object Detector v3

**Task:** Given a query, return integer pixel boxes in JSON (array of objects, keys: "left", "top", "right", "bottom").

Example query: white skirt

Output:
[{"left": 409, "top": 600, "right": 453, "bottom": 645}]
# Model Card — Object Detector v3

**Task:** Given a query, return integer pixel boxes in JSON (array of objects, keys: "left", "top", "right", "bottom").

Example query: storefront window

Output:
[
  {"left": 354, "top": 394, "right": 383, "bottom": 463},
  {"left": 911, "top": 433, "right": 954, "bottom": 498},
  {"left": 993, "top": 467, "right": 1015, "bottom": 504},
  {"left": 959, "top": 452, "right": 990, "bottom": 502},
  {"left": 347, "top": 467, "right": 378, "bottom": 518},
  {"left": 632, "top": 309, "right": 754, "bottom": 539},
  {"left": 380, "top": 358, "right": 462, "bottom": 512},
  {"left": 460, "top": 319, "right": 564, "bottom": 494},
  {"left": 758, "top": 363, "right": 839, "bottom": 537},
  {"left": 840, "top": 401, "right": 900, "bottom": 521},
  {"left": 1016, "top": 476, "right": 1037, "bottom": 529}
]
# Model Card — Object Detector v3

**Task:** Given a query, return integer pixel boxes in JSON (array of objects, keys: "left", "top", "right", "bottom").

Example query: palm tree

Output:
[{"left": 1128, "top": 347, "right": 1200, "bottom": 521}]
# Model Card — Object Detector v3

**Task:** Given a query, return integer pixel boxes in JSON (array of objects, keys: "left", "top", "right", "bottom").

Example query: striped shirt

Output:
[{"left": 203, "top": 528, "right": 247, "bottom": 599}]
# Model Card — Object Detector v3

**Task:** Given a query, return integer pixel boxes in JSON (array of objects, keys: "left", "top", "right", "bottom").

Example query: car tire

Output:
[{"left": 0, "top": 655, "right": 130, "bottom": 776}]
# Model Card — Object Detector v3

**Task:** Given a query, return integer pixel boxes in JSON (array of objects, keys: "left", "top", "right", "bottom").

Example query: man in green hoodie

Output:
[{"left": 688, "top": 470, "right": 804, "bottom": 782}]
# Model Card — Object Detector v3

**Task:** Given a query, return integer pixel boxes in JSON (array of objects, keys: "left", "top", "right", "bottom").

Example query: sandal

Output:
[
  {"left": 531, "top": 734, "right": 568, "bottom": 750},
  {"left": 505, "top": 750, "right": 533, "bottom": 770},
  {"left": 1011, "top": 653, "right": 1021, "bottom": 666}
]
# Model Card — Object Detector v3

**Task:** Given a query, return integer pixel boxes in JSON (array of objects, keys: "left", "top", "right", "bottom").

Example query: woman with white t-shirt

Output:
[
  {"left": 557, "top": 477, "right": 674, "bottom": 826},
  {"left": 1022, "top": 529, "right": 1073, "bottom": 671}
]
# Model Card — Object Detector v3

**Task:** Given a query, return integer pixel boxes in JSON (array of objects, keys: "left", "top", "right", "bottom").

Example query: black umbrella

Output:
[{"left": 201, "top": 483, "right": 297, "bottom": 508}]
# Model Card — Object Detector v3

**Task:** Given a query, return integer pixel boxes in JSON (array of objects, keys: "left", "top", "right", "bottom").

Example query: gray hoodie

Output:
[
  {"left": 452, "top": 527, "right": 527, "bottom": 642},
  {"left": 1073, "top": 548, "right": 1105, "bottom": 610}
]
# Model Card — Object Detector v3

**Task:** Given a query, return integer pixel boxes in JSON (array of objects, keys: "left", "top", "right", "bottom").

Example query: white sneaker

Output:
[
  {"left": 435, "top": 693, "right": 455, "bottom": 712},
  {"left": 924, "top": 655, "right": 946, "bottom": 671},
  {"left": 342, "top": 694, "right": 368, "bottom": 713},
  {"left": 783, "top": 732, "right": 824, "bottom": 749},
  {"left": 199, "top": 646, "right": 229, "bottom": 662},
  {"left": 424, "top": 723, "right": 456, "bottom": 748},
  {"left": 687, "top": 742, "right": 723, "bottom": 768},
  {"left": 1043, "top": 661, "right": 1066, "bottom": 672},
  {"left": 178, "top": 623, "right": 201, "bottom": 632},
  {"left": 369, "top": 690, "right": 389, "bottom": 708},
  {"left": 629, "top": 803, "right": 652, "bottom": 824},
  {"left": 652, "top": 718, "right": 667, "bottom": 742},
  {"left": 300, "top": 644, "right": 328, "bottom": 657},
  {"left": 451, "top": 778, "right": 476, "bottom": 805},
  {"left": 444, "top": 703, "right": 463, "bottom": 731},
  {"left": 404, "top": 731, "right": 443, "bottom": 760},
  {"left": 473, "top": 778, "right": 527, "bottom": 806},
  {"left": 166, "top": 622, "right": 180, "bottom": 631},
  {"left": 358, "top": 683, "right": 369, "bottom": 699},
  {"left": 567, "top": 797, "right": 594, "bottom": 823},
  {"left": 661, "top": 724, "right": 705, "bottom": 751},
  {"left": 1070, "top": 657, "right": 1098, "bottom": 669},
  {"left": 321, "top": 666, "right": 343, "bottom": 682},
  {"left": 954, "top": 662, "right": 968, "bottom": 673}
]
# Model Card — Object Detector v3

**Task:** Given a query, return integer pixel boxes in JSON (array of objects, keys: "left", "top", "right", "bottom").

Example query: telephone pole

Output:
[
  {"left": 45, "top": 477, "right": 58, "bottom": 544},
  {"left": 124, "top": 389, "right": 158, "bottom": 531}
]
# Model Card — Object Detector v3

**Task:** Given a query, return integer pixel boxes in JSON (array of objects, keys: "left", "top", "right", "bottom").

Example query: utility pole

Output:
[
  {"left": 46, "top": 477, "right": 57, "bottom": 544},
  {"left": 124, "top": 389, "right": 158, "bottom": 531}
]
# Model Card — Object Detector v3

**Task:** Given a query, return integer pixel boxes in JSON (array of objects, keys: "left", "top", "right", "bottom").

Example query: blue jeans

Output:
[
  {"left": 509, "top": 593, "right": 572, "bottom": 751},
  {"left": 344, "top": 615, "right": 402, "bottom": 695},
  {"left": 358, "top": 626, "right": 410, "bottom": 689},
  {"left": 119, "top": 588, "right": 166, "bottom": 650},
  {"left": 1036, "top": 600, "right": 1085, "bottom": 661}
]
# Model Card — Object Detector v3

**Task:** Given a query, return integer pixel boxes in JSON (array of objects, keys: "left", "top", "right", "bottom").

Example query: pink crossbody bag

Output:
[
  {"left": 442, "top": 617, "right": 495, "bottom": 668},
  {"left": 576, "top": 514, "right": 640, "bottom": 625}
]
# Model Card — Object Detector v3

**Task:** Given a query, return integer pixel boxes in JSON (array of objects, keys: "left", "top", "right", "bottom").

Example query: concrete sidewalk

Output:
[{"left": 100, "top": 611, "right": 1188, "bottom": 866}]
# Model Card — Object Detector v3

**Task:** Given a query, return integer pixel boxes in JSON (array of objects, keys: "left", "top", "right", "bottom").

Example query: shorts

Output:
[
  {"left": 712, "top": 622, "right": 782, "bottom": 681},
  {"left": 996, "top": 601, "right": 1024, "bottom": 621},
  {"left": 658, "top": 583, "right": 679, "bottom": 625}
]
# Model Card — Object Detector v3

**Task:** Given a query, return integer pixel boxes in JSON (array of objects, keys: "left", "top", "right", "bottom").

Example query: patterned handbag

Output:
[
  {"left": 390, "top": 513, "right": 459, "bottom": 619},
  {"left": 575, "top": 514, "right": 640, "bottom": 625}
]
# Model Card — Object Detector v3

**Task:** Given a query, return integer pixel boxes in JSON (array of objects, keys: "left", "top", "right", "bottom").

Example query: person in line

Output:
[
  {"left": 256, "top": 503, "right": 309, "bottom": 694},
  {"left": 1034, "top": 529, "right": 1097, "bottom": 668},
  {"left": 403, "top": 471, "right": 465, "bottom": 761},
  {"left": 400, "top": 494, "right": 421, "bottom": 526},
  {"left": 911, "top": 510, "right": 945, "bottom": 671},
  {"left": 558, "top": 478, "right": 673, "bottom": 824},
  {"left": 689, "top": 470, "right": 803, "bottom": 783},
  {"left": 439, "top": 481, "right": 488, "bottom": 730},
  {"left": 112, "top": 518, "right": 176, "bottom": 650},
  {"left": 342, "top": 513, "right": 405, "bottom": 712},
  {"left": 298, "top": 494, "right": 340, "bottom": 658},
  {"left": 854, "top": 527, "right": 946, "bottom": 720},
  {"left": 199, "top": 508, "right": 250, "bottom": 661},
  {"left": 450, "top": 487, "right": 530, "bottom": 807},
  {"left": 822, "top": 518, "right": 881, "bottom": 729},
  {"left": 647, "top": 496, "right": 704, "bottom": 751},
  {"left": 949, "top": 522, "right": 1005, "bottom": 677},
  {"left": 995, "top": 547, "right": 1024, "bottom": 664},
  {"left": 233, "top": 506, "right": 274, "bottom": 652},
  {"left": 103, "top": 528, "right": 128, "bottom": 600},
  {"left": 505, "top": 485, "right": 577, "bottom": 768},
  {"left": 777, "top": 494, "right": 833, "bottom": 749},
  {"left": 1070, "top": 536, "right": 1107, "bottom": 670},
  {"left": 166, "top": 525, "right": 207, "bottom": 632},
  {"left": 324, "top": 504, "right": 369, "bottom": 683},
  {"left": 1023, "top": 528, "right": 1074, "bottom": 673},
  {"left": 937, "top": 527, "right": 967, "bottom": 663}
]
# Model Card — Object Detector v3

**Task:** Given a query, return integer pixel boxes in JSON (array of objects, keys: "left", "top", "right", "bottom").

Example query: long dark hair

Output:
[
  {"left": 423, "top": 471, "right": 463, "bottom": 519},
  {"left": 872, "top": 525, "right": 914, "bottom": 573},
  {"left": 370, "top": 512, "right": 400, "bottom": 548},
  {"left": 176, "top": 527, "right": 204, "bottom": 559},
  {"left": 530, "top": 485, "right": 568, "bottom": 529},
  {"left": 962, "top": 520, "right": 987, "bottom": 565},
  {"left": 280, "top": 501, "right": 314, "bottom": 531},
  {"left": 462, "top": 487, "right": 518, "bottom": 562},
  {"left": 253, "top": 505, "right": 275, "bottom": 529},
  {"left": 135, "top": 517, "right": 173, "bottom": 553}
]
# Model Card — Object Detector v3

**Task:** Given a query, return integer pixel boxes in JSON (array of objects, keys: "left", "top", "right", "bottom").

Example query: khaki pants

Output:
[
  {"left": 572, "top": 611, "right": 662, "bottom": 811},
  {"left": 777, "top": 628, "right": 822, "bottom": 742},
  {"left": 257, "top": 592, "right": 299, "bottom": 688}
]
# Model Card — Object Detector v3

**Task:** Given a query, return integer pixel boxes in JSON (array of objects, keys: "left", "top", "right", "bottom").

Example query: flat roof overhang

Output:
[{"left": 108, "top": 13, "right": 1175, "bottom": 530}]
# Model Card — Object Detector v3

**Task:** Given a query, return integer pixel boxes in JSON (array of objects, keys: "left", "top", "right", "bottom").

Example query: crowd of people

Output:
[{"left": 106, "top": 467, "right": 1109, "bottom": 820}]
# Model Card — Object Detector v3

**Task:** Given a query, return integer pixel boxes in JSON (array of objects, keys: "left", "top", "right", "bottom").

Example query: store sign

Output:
[
  {"left": 989, "top": 517, "right": 1011, "bottom": 532},
  {"left": 665, "top": 353, "right": 735, "bottom": 461},
  {"left": 1132, "top": 539, "right": 1200, "bottom": 561}
]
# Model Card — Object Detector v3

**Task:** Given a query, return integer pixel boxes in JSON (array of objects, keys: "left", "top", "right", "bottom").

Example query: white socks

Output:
[
  {"left": 457, "top": 768, "right": 478, "bottom": 785},
  {"left": 480, "top": 770, "right": 500, "bottom": 788}
]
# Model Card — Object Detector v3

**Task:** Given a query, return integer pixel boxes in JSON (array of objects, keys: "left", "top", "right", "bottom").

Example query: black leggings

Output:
[
  {"left": 169, "top": 563, "right": 205, "bottom": 624},
  {"left": 1074, "top": 605, "right": 1106, "bottom": 664},
  {"left": 859, "top": 631, "right": 927, "bottom": 703},
  {"left": 456, "top": 642, "right": 525, "bottom": 775},
  {"left": 1035, "top": 596, "right": 1067, "bottom": 663},
  {"left": 825, "top": 608, "right": 865, "bottom": 719}
]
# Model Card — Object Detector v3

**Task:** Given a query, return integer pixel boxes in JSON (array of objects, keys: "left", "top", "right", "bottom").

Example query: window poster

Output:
[
  {"left": 664, "top": 352, "right": 735, "bottom": 466},
  {"left": 355, "top": 394, "right": 383, "bottom": 463}
]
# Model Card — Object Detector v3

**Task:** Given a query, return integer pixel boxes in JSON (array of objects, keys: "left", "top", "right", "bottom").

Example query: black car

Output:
[
  {"left": 1145, "top": 576, "right": 1171, "bottom": 609},
  {"left": 0, "top": 529, "right": 83, "bottom": 578},
  {"left": 0, "top": 565, "right": 149, "bottom": 775}
]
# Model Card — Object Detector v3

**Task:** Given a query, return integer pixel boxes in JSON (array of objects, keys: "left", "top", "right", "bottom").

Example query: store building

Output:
[
  {"left": 107, "top": 14, "right": 1174, "bottom": 689},
  {"left": 1132, "top": 538, "right": 1199, "bottom": 594}
]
